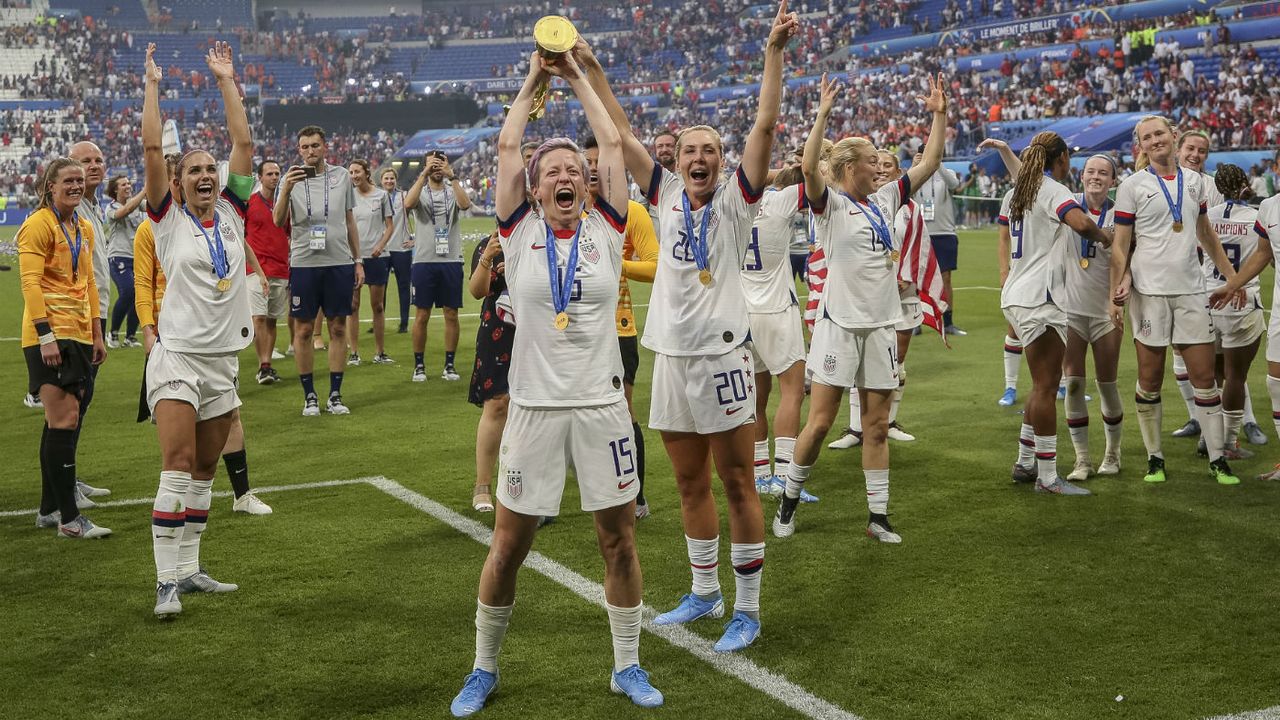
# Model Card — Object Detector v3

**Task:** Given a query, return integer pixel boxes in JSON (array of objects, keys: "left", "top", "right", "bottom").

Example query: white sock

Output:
[
  {"left": 1034, "top": 435, "right": 1058, "bottom": 484},
  {"left": 1267, "top": 375, "right": 1280, "bottom": 440},
  {"left": 686, "top": 535, "right": 721, "bottom": 599},
  {"left": 606, "top": 603, "right": 642, "bottom": 672},
  {"left": 1017, "top": 423, "right": 1035, "bottom": 468},
  {"left": 785, "top": 462, "right": 811, "bottom": 500},
  {"left": 730, "top": 542, "right": 765, "bottom": 617},
  {"left": 473, "top": 600, "right": 513, "bottom": 673},
  {"left": 773, "top": 436, "right": 795, "bottom": 478},
  {"left": 1064, "top": 375, "right": 1089, "bottom": 463},
  {"left": 1096, "top": 380, "right": 1124, "bottom": 457},
  {"left": 1223, "top": 408, "right": 1245, "bottom": 452},
  {"left": 152, "top": 470, "right": 189, "bottom": 584},
  {"left": 1173, "top": 354, "right": 1196, "bottom": 421},
  {"left": 889, "top": 363, "right": 905, "bottom": 423},
  {"left": 176, "top": 477, "right": 212, "bottom": 580},
  {"left": 864, "top": 468, "right": 889, "bottom": 514},
  {"left": 1135, "top": 385, "right": 1163, "bottom": 458},
  {"left": 753, "top": 440, "right": 770, "bottom": 480},
  {"left": 849, "top": 390, "right": 863, "bottom": 433},
  {"left": 1003, "top": 335, "right": 1022, "bottom": 389},
  {"left": 1243, "top": 385, "right": 1258, "bottom": 426},
  {"left": 1194, "top": 386, "right": 1224, "bottom": 462}
]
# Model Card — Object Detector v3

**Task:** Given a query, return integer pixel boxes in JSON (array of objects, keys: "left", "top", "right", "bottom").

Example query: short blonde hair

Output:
[
  {"left": 676, "top": 125, "right": 723, "bottom": 155},
  {"left": 1132, "top": 115, "right": 1175, "bottom": 171},
  {"left": 827, "top": 137, "right": 877, "bottom": 184}
]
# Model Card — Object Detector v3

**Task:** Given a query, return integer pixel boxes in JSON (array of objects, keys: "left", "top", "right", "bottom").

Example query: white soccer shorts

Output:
[
  {"left": 1129, "top": 291, "right": 1213, "bottom": 347},
  {"left": 807, "top": 319, "right": 899, "bottom": 391},
  {"left": 1003, "top": 303, "right": 1068, "bottom": 348},
  {"left": 146, "top": 342, "right": 241, "bottom": 421},
  {"left": 649, "top": 345, "right": 756, "bottom": 434},
  {"left": 1212, "top": 307, "right": 1265, "bottom": 350},
  {"left": 1066, "top": 312, "right": 1118, "bottom": 345},
  {"left": 894, "top": 299, "right": 923, "bottom": 332},
  {"left": 748, "top": 307, "right": 805, "bottom": 376}
]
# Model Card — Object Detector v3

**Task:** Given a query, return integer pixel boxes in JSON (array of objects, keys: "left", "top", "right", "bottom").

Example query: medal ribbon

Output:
[
  {"left": 56, "top": 209, "right": 83, "bottom": 278},
  {"left": 184, "top": 206, "right": 230, "bottom": 281},
  {"left": 545, "top": 218, "right": 581, "bottom": 318},
  {"left": 1079, "top": 193, "right": 1110, "bottom": 261},
  {"left": 1147, "top": 166, "right": 1183, "bottom": 227},
  {"left": 303, "top": 166, "right": 330, "bottom": 222},
  {"left": 681, "top": 191, "right": 711, "bottom": 274},
  {"left": 848, "top": 193, "right": 893, "bottom": 253}
]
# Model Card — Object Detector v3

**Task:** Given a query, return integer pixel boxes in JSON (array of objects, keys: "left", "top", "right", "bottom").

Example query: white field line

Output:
[
  {"left": 366, "top": 476, "right": 863, "bottom": 720},
  {"left": 4, "top": 476, "right": 1273, "bottom": 720}
]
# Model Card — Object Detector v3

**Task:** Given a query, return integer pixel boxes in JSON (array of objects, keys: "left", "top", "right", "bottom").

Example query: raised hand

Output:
[
  {"left": 918, "top": 73, "right": 947, "bottom": 113},
  {"left": 205, "top": 40, "right": 236, "bottom": 81},
  {"left": 144, "top": 42, "right": 162, "bottom": 84},
  {"left": 817, "top": 72, "right": 840, "bottom": 113},
  {"left": 767, "top": 0, "right": 800, "bottom": 49},
  {"left": 570, "top": 37, "right": 602, "bottom": 72},
  {"left": 540, "top": 49, "right": 583, "bottom": 82},
  {"left": 977, "top": 138, "right": 1009, "bottom": 153}
]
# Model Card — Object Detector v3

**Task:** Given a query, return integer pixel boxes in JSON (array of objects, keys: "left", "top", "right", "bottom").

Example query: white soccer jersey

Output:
[
  {"left": 811, "top": 177, "right": 910, "bottom": 328},
  {"left": 498, "top": 199, "right": 626, "bottom": 408},
  {"left": 999, "top": 176, "right": 1081, "bottom": 310},
  {"left": 385, "top": 187, "right": 413, "bottom": 251},
  {"left": 352, "top": 186, "right": 391, "bottom": 259},
  {"left": 1256, "top": 196, "right": 1280, "bottom": 314},
  {"left": 147, "top": 190, "right": 253, "bottom": 354},
  {"left": 1204, "top": 201, "right": 1262, "bottom": 316},
  {"left": 1059, "top": 193, "right": 1116, "bottom": 319},
  {"left": 642, "top": 163, "right": 763, "bottom": 356},
  {"left": 743, "top": 184, "right": 805, "bottom": 314},
  {"left": 1115, "top": 167, "right": 1209, "bottom": 296},
  {"left": 917, "top": 168, "right": 960, "bottom": 236}
]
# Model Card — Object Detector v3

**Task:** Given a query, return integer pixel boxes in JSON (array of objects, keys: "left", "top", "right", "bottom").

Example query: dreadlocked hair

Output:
[
  {"left": 1010, "top": 132, "right": 1069, "bottom": 221},
  {"left": 1213, "top": 163, "right": 1250, "bottom": 202},
  {"left": 36, "top": 157, "right": 83, "bottom": 213}
]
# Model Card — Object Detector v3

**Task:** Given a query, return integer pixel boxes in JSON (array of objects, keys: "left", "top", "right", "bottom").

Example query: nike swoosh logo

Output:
[
  {"left": 531, "top": 243, "right": 546, "bottom": 250},
  {"left": 618, "top": 479, "right": 636, "bottom": 490},
  {"left": 726, "top": 407, "right": 743, "bottom": 416},
  {"left": 1146, "top": 192, "right": 1159, "bottom": 199}
]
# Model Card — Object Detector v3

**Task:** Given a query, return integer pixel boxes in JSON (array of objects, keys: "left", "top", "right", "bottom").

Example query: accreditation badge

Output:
[{"left": 309, "top": 225, "right": 327, "bottom": 251}]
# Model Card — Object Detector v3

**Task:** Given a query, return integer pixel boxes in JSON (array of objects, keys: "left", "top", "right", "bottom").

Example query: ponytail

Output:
[
  {"left": 1213, "top": 163, "right": 1250, "bottom": 202},
  {"left": 36, "top": 157, "right": 83, "bottom": 214},
  {"left": 1010, "top": 131, "right": 1067, "bottom": 221}
]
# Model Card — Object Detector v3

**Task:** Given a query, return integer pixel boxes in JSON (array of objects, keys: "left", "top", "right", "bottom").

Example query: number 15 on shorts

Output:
[{"left": 609, "top": 437, "right": 636, "bottom": 478}]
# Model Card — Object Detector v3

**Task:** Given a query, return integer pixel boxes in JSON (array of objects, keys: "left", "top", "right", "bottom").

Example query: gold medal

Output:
[
  {"left": 1079, "top": 258, "right": 1090, "bottom": 269},
  {"left": 554, "top": 311, "right": 570, "bottom": 331},
  {"left": 216, "top": 277, "right": 231, "bottom": 293},
  {"left": 698, "top": 269, "right": 713, "bottom": 287},
  {"left": 1172, "top": 221, "right": 1184, "bottom": 232},
  {"left": 890, "top": 250, "right": 901, "bottom": 263}
]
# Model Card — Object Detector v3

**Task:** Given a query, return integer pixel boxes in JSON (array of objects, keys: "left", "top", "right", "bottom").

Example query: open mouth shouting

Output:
[
  {"left": 195, "top": 178, "right": 216, "bottom": 202},
  {"left": 689, "top": 166, "right": 711, "bottom": 184},
  {"left": 554, "top": 186, "right": 576, "bottom": 211}
]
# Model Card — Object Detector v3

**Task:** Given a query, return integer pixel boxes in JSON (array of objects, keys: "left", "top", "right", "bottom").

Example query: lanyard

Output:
[
  {"left": 1147, "top": 166, "right": 1183, "bottom": 225},
  {"left": 427, "top": 182, "right": 448, "bottom": 226},
  {"left": 680, "top": 191, "right": 711, "bottom": 272},
  {"left": 303, "top": 166, "right": 329, "bottom": 222},
  {"left": 183, "top": 206, "right": 230, "bottom": 280},
  {"left": 56, "top": 209, "right": 83, "bottom": 278},
  {"left": 1078, "top": 193, "right": 1110, "bottom": 260},
  {"left": 545, "top": 220, "right": 581, "bottom": 316},
  {"left": 845, "top": 193, "right": 893, "bottom": 251}
]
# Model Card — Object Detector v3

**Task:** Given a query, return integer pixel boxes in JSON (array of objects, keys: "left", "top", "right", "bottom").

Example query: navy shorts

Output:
[
  {"left": 931, "top": 234, "right": 959, "bottom": 272},
  {"left": 290, "top": 264, "right": 355, "bottom": 319},
  {"left": 789, "top": 252, "right": 809, "bottom": 282},
  {"left": 362, "top": 256, "right": 390, "bottom": 286},
  {"left": 411, "top": 262, "right": 463, "bottom": 310}
]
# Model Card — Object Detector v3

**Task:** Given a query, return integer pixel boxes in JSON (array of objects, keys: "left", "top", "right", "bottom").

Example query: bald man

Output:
[{"left": 65, "top": 141, "right": 112, "bottom": 502}]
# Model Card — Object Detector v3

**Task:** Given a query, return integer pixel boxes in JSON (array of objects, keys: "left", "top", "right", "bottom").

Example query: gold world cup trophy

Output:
[{"left": 518, "top": 15, "right": 578, "bottom": 122}]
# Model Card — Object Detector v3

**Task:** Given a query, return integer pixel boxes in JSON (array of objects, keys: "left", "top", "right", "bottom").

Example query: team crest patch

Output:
[
  {"left": 823, "top": 353, "right": 837, "bottom": 375},
  {"left": 580, "top": 240, "right": 600, "bottom": 264},
  {"left": 505, "top": 469, "right": 523, "bottom": 499},
  {"left": 1139, "top": 319, "right": 1152, "bottom": 338},
  {"left": 220, "top": 222, "right": 233, "bottom": 236},
  {"left": 167, "top": 380, "right": 182, "bottom": 391},
  {"left": 292, "top": 295, "right": 301, "bottom": 307}
]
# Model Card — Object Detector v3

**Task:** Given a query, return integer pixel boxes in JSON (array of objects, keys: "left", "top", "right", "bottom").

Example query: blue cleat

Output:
[
  {"left": 768, "top": 476, "right": 819, "bottom": 502},
  {"left": 754, "top": 476, "right": 775, "bottom": 496},
  {"left": 451, "top": 668, "right": 499, "bottom": 717},
  {"left": 652, "top": 593, "right": 724, "bottom": 626},
  {"left": 610, "top": 664, "right": 664, "bottom": 708},
  {"left": 998, "top": 387, "right": 1017, "bottom": 406},
  {"left": 713, "top": 611, "right": 762, "bottom": 653}
]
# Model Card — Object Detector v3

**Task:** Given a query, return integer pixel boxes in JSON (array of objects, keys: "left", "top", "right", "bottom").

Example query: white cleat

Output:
[
  {"left": 1066, "top": 460, "right": 1092, "bottom": 482},
  {"left": 866, "top": 519, "right": 902, "bottom": 544},
  {"left": 177, "top": 570, "right": 239, "bottom": 594},
  {"left": 74, "top": 487, "right": 96, "bottom": 510},
  {"left": 887, "top": 422, "right": 916, "bottom": 442},
  {"left": 412, "top": 366, "right": 427, "bottom": 383},
  {"left": 58, "top": 515, "right": 112, "bottom": 538},
  {"left": 302, "top": 397, "right": 321, "bottom": 416},
  {"left": 326, "top": 396, "right": 350, "bottom": 415},
  {"left": 442, "top": 365, "right": 461, "bottom": 381},
  {"left": 154, "top": 581, "right": 182, "bottom": 619},
  {"left": 232, "top": 491, "right": 273, "bottom": 515},
  {"left": 77, "top": 480, "right": 110, "bottom": 497},
  {"left": 35, "top": 510, "right": 61, "bottom": 528},
  {"left": 1096, "top": 452, "right": 1121, "bottom": 475},
  {"left": 828, "top": 428, "right": 862, "bottom": 449},
  {"left": 271, "top": 348, "right": 286, "bottom": 360},
  {"left": 23, "top": 393, "right": 43, "bottom": 408}
]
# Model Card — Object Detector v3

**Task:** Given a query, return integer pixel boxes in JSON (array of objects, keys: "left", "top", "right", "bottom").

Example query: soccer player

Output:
[
  {"left": 245, "top": 159, "right": 291, "bottom": 384},
  {"left": 381, "top": 168, "right": 414, "bottom": 334},
  {"left": 1201, "top": 165, "right": 1264, "bottom": 460},
  {"left": 141, "top": 41, "right": 258, "bottom": 618},
  {"left": 274, "top": 125, "right": 365, "bottom": 416},
  {"left": 583, "top": 134, "right": 659, "bottom": 519},
  {"left": 1110, "top": 115, "right": 1243, "bottom": 486},
  {"left": 467, "top": 230, "right": 508, "bottom": 514},
  {"left": 914, "top": 131, "right": 964, "bottom": 335},
  {"left": 345, "top": 158, "right": 394, "bottom": 365},
  {"left": 104, "top": 175, "right": 146, "bottom": 348},
  {"left": 775, "top": 70, "right": 947, "bottom": 542},
  {"left": 1210, "top": 170, "right": 1280, "bottom": 479},
  {"left": 405, "top": 150, "right": 472, "bottom": 382},
  {"left": 449, "top": 48, "right": 661, "bottom": 717},
  {"left": 583, "top": 2, "right": 797, "bottom": 653},
  {"left": 21, "top": 157, "right": 111, "bottom": 538},
  {"left": 742, "top": 162, "right": 810, "bottom": 497}
]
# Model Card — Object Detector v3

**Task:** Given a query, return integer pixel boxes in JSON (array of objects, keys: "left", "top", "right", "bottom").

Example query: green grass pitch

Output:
[{"left": 1, "top": 219, "right": 1277, "bottom": 719}]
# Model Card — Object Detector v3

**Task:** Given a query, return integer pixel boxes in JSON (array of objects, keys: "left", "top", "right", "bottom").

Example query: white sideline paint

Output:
[{"left": 4, "top": 476, "right": 1273, "bottom": 720}]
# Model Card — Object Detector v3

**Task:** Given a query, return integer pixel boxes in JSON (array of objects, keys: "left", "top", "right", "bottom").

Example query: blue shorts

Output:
[
  {"left": 362, "top": 256, "right": 391, "bottom": 286},
  {"left": 290, "top": 264, "right": 355, "bottom": 319},
  {"left": 931, "top": 234, "right": 959, "bottom": 272},
  {"left": 789, "top": 252, "right": 808, "bottom": 281},
  {"left": 411, "top": 262, "right": 463, "bottom": 310}
]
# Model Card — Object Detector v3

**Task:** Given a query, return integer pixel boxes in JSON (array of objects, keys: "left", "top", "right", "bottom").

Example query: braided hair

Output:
[
  {"left": 1213, "top": 163, "right": 1250, "bottom": 202},
  {"left": 1010, "top": 132, "right": 1069, "bottom": 221}
]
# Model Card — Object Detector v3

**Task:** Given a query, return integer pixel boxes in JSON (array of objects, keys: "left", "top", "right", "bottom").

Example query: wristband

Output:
[
  {"left": 354, "top": 259, "right": 364, "bottom": 265},
  {"left": 34, "top": 321, "right": 52, "bottom": 336},
  {"left": 39, "top": 332, "right": 57, "bottom": 346}
]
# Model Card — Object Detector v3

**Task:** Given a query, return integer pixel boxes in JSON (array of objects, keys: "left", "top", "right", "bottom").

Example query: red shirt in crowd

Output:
[{"left": 245, "top": 191, "right": 290, "bottom": 279}]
